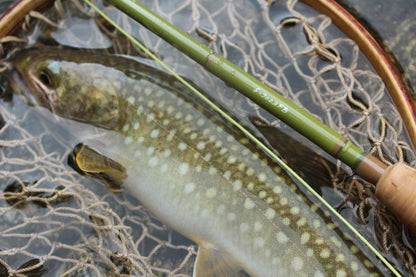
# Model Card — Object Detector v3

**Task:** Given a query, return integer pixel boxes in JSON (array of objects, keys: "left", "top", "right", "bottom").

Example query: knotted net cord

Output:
[{"left": 0, "top": 0, "right": 415, "bottom": 275}]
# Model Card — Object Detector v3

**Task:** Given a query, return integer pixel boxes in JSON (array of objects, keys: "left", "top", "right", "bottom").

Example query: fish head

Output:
[{"left": 8, "top": 48, "right": 123, "bottom": 129}]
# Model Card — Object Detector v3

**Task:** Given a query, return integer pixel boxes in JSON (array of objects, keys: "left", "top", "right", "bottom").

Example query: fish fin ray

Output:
[
  {"left": 68, "top": 143, "right": 128, "bottom": 190},
  {"left": 193, "top": 244, "right": 245, "bottom": 277}
]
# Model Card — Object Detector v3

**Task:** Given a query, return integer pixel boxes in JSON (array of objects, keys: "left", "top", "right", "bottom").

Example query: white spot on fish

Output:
[
  {"left": 147, "top": 100, "right": 155, "bottom": 107},
  {"left": 167, "top": 105, "right": 174, "bottom": 114},
  {"left": 127, "top": 96, "right": 135, "bottom": 104},
  {"left": 158, "top": 100, "right": 166, "bottom": 107},
  {"left": 161, "top": 163, "right": 169, "bottom": 173},
  {"left": 273, "top": 186, "right": 282, "bottom": 194},
  {"left": 208, "top": 167, "right": 217, "bottom": 175},
  {"left": 282, "top": 217, "right": 291, "bottom": 225},
  {"left": 144, "top": 87, "right": 151, "bottom": 95},
  {"left": 148, "top": 157, "right": 158, "bottom": 167},
  {"left": 237, "top": 163, "right": 246, "bottom": 171},
  {"left": 124, "top": 136, "right": 133, "bottom": 145},
  {"left": 147, "top": 147, "right": 155, "bottom": 156},
  {"left": 313, "top": 220, "right": 321, "bottom": 228},
  {"left": 240, "top": 223, "right": 249, "bottom": 233},
  {"left": 219, "top": 148, "right": 228, "bottom": 155},
  {"left": 190, "top": 133, "right": 198, "bottom": 140},
  {"left": 227, "top": 213, "right": 236, "bottom": 221},
  {"left": 175, "top": 112, "right": 182, "bottom": 119},
  {"left": 306, "top": 248, "right": 314, "bottom": 257},
  {"left": 279, "top": 197, "right": 288, "bottom": 206},
  {"left": 166, "top": 131, "right": 175, "bottom": 142},
  {"left": 292, "top": 257, "right": 304, "bottom": 271},
  {"left": 178, "top": 142, "right": 187, "bottom": 151},
  {"left": 196, "top": 141, "right": 206, "bottom": 150},
  {"left": 217, "top": 204, "right": 225, "bottom": 214},
  {"left": 179, "top": 163, "right": 190, "bottom": 175},
  {"left": 163, "top": 149, "right": 171, "bottom": 157},
  {"left": 320, "top": 248, "right": 331, "bottom": 259},
  {"left": 204, "top": 153, "right": 212, "bottom": 161},
  {"left": 183, "top": 127, "right": 191, "bottom": 134},
  {"left": 195, "top": 165, "right": 202, "bottom": 172},
  {"left": 150, "top": 129, "right": 160, "bottom": 138},
  {"left": 247, "top": 182, "right": 254, "bottom": 190},
  {"left": 336, "top": 254, "right": 345, "bottom": 262},
  {"left": 276, "top": 232, "right": 289, "bottom": 244},
  {"left": 258, "top": 191, "right": 267, "bottom": 199},
  {"left": 146, "top": 113, "right": 155, "bottom": 122},
  {"left": 336, "top": 270, "right": 347, "bottom": 277},
  {"left": 133, "top": 122, "right": 140, "bottom": 130},
  {"left": 246, "top": 168, "right": 254, "bottom": 176},
  {"left": 205, "top": 188, "right": 217, "bottom": 198},
  {"left": 197, "top": 118, "right": 205, "bottom": 126},
  {"left": 258, "top": 172, "right": 267, "bottom": 182},
  {"left": 242, "top": 149, "right": 250, "bottom": 156},
  {"left": 272, "top": 257, "right": 280, "bottom": 265},
  {"left": 134, "top": 150, "right": 141, "bottom": 158},
  {"left": 185, "top": 114, "right": 193, "bottom": 121},
  {"left": 254, "top": 221, "right": 262, "bottom": 232},
  {"left": 297, "top": 218, "right": 306, "bottom": 227},
  {"left": 137, "top": 136, "right": 144, "bottom": 143},
  {"left": 244, "top": 198, "right": 255, "bottom": 209},
  {"left": 227, "top": 155, "right": 237, "bottom": 164},
  {"left": 300, "top": 233, "right": 310, "bottom": 244},
  {"left": 184, "top": 182, "right": 195, "bottom": 194},
  {"left": 351, "top": 262, "right": 359, "bottom": 271},
  {"left": 331, "top": 236, "right": 342, "bottom": 248},
  {"left": 223, "top": 171, "right": 231, "bottom": 180},
  {"left": 265, "top": 249, "right": 271, "bottom": 257},
  {"left": 314, "top": 271, "right": 325, "bottom": 277},
  {"left": 264, "top": 208, "right": 276, "bottom": 220},
  {"left": 136, "top": 106, "right": 144, "bottom": 115},
  {"left": 122, "top": 124, "right": 130, "bottom": 132},
  {"left": 290, "top": 207, "right": 300, "bottom": 215},
  {"left": 233, "top": 180, "right": 242, "bottom": 191}
]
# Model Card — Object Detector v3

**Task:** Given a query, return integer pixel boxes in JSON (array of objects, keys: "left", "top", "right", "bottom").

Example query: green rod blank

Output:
[{"left": 108, "top": 0, "right": 385, "bottom": 181}]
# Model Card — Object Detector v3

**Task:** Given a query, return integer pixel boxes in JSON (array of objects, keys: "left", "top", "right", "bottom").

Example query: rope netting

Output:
[{"left": 0, "top": 0, "right": 415, "bottom": 275}]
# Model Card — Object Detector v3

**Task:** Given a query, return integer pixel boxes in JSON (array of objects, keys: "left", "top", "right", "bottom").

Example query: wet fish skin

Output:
[{"left": 9, "top": 47, "right": 381, "bottom": 276}]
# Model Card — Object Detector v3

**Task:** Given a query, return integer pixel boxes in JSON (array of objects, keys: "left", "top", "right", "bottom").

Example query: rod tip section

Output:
[{"left": 376, "top": 163, "right": 416, "bottom": 232}]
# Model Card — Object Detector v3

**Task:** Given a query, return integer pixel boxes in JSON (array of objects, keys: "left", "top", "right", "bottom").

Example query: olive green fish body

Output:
[{"left": 9, "top": 48, "right": 380, "bottom": 276}]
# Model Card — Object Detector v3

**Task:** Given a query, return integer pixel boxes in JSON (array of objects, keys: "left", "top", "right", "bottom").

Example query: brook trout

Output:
[{"left": 8, "top": 47, "right": 381, "bottom": 276}]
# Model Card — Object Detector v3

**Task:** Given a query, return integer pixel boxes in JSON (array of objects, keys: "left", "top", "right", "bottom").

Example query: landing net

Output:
[{"left": 0, "top": 0, "right": 415, "bottom": 275}]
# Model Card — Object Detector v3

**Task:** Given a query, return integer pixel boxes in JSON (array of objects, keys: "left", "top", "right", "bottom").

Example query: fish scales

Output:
[{"left": 9, "top": 48, "right": 381, "bottom": 276}]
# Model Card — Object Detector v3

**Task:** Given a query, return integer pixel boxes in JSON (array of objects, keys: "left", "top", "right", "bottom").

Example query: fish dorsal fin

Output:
[{"left": 193, "top": 244, "right": 245, "bottom": 277}]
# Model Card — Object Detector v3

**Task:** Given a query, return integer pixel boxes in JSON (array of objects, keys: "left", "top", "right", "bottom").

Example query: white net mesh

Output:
[{"left": 0, "top": 0, "right": 415, "bottom": 275}]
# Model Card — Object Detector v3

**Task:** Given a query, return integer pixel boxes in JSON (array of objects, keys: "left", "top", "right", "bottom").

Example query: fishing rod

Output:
[{"left": 105, "top": 0, "right": 416, "bottom": 233}]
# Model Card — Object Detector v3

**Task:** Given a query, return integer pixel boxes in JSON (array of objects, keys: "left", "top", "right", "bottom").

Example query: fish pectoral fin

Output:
[
  {"left": 193, "top": 244, "right": 245, "bottom": 277},
  {"left": 68, "top": 143, "right": 127, "bottom": 190}
]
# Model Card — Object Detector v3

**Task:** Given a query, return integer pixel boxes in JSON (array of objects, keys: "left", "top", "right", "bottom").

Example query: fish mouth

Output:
[{"left": 8, "top": 65, "right": 53, "bottom": 111}]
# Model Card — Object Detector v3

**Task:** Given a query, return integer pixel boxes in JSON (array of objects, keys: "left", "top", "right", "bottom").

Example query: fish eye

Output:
[
  {"left": 37, "top": 61, "right": 60, "bottom": 88},
  {"left": 39, "top": 70, "right": 53, "bottom": 87}
]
